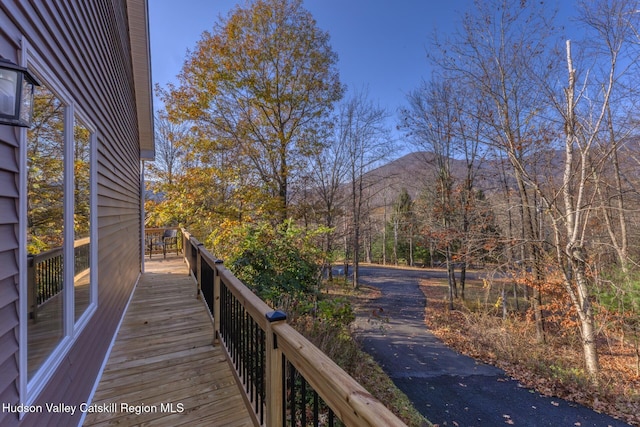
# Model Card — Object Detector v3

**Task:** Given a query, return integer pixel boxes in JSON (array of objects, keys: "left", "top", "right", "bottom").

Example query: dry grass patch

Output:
[{"left": 421, "top": 276, "right": 640, "bottom": 426}]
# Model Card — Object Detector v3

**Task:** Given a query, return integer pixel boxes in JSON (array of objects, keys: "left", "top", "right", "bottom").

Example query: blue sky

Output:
[
  {"left": 148, "top": 0, "right": 475, "bottom": 118},
  {"left": 148, "top": 0, "right": 578, "bottom": 141}
]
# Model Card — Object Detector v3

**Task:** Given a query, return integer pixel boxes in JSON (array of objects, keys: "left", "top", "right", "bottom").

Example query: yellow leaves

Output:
[
  {"left": 155, "top": 0, "right": 343, "bottom": 228},
  {"left": 208, "top": 217, "right": 245, "bottom": 255}
]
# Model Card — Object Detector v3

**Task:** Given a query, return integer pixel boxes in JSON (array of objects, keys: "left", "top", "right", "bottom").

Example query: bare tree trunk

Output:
[
  {"left": 409, "top": 225, "right": 414, "bottom": 267},
  {"left": 514, "top": 160, "right": 545, "bottom": 343},
  {"left": 560, "top": 40, "right": 599, "bottom": 376},
  {"left": 446, "top": 244, "right": 457, "bottom": 310},
  {"left": 393, "top": 219, "right": 398, "bottom": 265},
  {"left": 429, "top": 239, "right": 435, "bottom": 268},
  {"left": 382, "top": 197, "right": 387, "bottom": 265},
  {"left": 340, "top": 90, "right": 392, "bottom": 287},
  {"left": 460, "top": 263, "right": 467, "bottom": 300},
  {"left": 597, "top": 104, "right": 629, "bottom": 274},
  {"left": 446, "top": 246, "right": 455, "bottom": 311},
  {"left": 343, "top": 219, "right": 349, "bottom": 279}
]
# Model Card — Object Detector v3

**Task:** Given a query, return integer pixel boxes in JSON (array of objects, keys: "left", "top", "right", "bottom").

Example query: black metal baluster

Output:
[
  {"left": 290, "top": 361, "right": 296, "bottom": 427},
  {"left": 236, "top": 300, "right": 240, "bottom": 366},
  {"left": 231, "top": 297, "right": 236, "bottom": 362},
  {"left": 252, "top": 318, "right": 256, "bottom": 409},
  {"left": 313, "top": 390, "right": 319, "bottom": 427},
  {"left": 259, "top": 326, "right": 265, "bottom": 423},
  {"left": 243, "top": 309, "right": 248, "bottom": 392},
  {"left": 301, "top": 376, "right": 307, "bottom": 427}
]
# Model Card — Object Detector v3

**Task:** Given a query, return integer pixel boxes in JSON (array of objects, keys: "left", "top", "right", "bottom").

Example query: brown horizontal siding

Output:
[
  {"left": 0, "top": 198, "right": 18, "bottom": 225},
  {"left": 0, "top": 170, "right": 18, "bottom": 198},
  {"left": 0, "top": 302, "right": 18, "bottom": 352},
  {"left": 98, "top": 174, "right": 141, "bottom": 203},
  {"left": 0, "top": 274, "right": 19, "bottom": 426},
  {"left": 0, "top": 251, "right": 18, "bottom": 284},
  {"left": 0, "top": 0, "right": 147, "bottom": 426},
  {"left": 0, "top": 277, "right": 18, "bottom": 314},
  {"left": 98, "top": 135, "right": 141, "bottom": 178},
  {"left": 0, "top": 326, "right": 19, "bottom": 367},
  {"left": 0, "top": 379, "right": 19, "bottom": 425},
  {"left": 0, "top": 142, "right": 18, "bottom": 172},
  {"left": 0, "top": 225, "right": 17, "bottom": 253}
]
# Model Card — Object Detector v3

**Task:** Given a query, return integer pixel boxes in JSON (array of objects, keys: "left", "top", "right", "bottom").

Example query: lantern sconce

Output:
[{"left": 0, "top": 56, "right": 40, "bottom": 128}]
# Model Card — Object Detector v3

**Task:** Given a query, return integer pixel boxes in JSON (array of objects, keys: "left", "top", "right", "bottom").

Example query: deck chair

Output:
[{"left": 160, "top": 229, "right": 179, "bottom": 259}]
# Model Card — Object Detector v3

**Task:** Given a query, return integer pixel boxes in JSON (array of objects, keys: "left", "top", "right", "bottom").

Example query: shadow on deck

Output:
[{"left": 82, "top": 255, "right": 253, "bottom": 427}]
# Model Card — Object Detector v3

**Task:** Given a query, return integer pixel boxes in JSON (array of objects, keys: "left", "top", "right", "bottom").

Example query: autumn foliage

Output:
[
  {"left": 158, "top": 0, "right": 343, "bottom": 223},
  {"left": 421, "top": 272, "right": 640, "bottom": 426}
]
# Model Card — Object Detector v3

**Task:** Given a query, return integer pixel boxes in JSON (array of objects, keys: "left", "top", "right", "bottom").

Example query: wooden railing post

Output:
[
  {"left": 182, "top": 232, "right": 187, "bottom": 264},
  {"left": 265, "top": 310, "right": 287, "bottom": 427},
  {"left": 27, "top": 256, "right": 37, "bottom": 322},
  {"left": 196, "top": 242, "right": 204, "bottom": 300},
  {"left": 212, "top": 259, "right": 223, "bottom": 345}
]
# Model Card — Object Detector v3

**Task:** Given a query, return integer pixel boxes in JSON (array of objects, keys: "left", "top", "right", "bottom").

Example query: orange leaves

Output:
[
  {"left": 511, "top": 267, "right": 581, "bottom": 333},
  {"left": 420, "top": 275, "right": 639, "bottom": 426}
]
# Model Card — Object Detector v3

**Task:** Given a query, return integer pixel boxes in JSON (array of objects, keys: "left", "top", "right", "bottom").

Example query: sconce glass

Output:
[{"left": 0, "top": 57, "right": 40, "bottom": 127}]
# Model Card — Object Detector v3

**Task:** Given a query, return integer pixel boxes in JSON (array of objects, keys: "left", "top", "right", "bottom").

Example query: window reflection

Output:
[
  {"left": 26, "top": 85, "right": 65, "bottom": 379},
  {"left": 73, "top": 119, "right": 91, "bottom": 321}
]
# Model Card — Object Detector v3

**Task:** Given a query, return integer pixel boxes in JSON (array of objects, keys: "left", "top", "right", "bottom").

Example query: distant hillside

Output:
[
  {"left": 358, "top": 149, "right": 571, "bottom": 208},
  {"left": 362, "top": 152, "right": 436, "bottom": 201},
  {"left": 361, "top": 151, "right": 497, "bottom": 207}
]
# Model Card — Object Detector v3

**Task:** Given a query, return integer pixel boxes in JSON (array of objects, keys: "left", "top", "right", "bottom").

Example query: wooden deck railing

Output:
[
  {"left": 27, "top": 237, "right": 90, "bottom": 321},
  {"left": 145, "top": 226, "right": 182, "bottom": 258},
  {"left": 181, "top": 229, "right": 407, "bottom": 427}
]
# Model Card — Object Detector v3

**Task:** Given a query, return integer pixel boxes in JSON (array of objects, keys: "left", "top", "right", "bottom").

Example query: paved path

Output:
[{"left": 353, "top": 265, "right": 631, "bottom": 427}]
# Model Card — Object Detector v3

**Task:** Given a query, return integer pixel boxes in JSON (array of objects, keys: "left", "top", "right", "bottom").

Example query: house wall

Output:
[
  {"left": 0, "top": 1, "right": 145, "bottom": 425},
  {"left": 0, "top": 125, "right": 21, "bottom": 426}
]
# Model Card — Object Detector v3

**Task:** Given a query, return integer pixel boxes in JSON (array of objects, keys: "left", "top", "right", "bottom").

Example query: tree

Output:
[
  {"left": 391, "top": 188, "right": 414, "bottom": 265},
  {"left": 307, "top": 129, "right": 350, "bottom": 280},
  {"left": 578, "top": 0, "right": 640, "bottom": 277},
  {"left": 431, "top": 0, "right": 640, "bottom": 378},
  {"left": 536, "top": 0, "right": 640, "bottom": 378},
  {"left": 27, "top": 86, "right": 65, "bottom": 253},
  {"left": 162, "top": 0, "right": 343, "bottom": 223},
  {"left": 340, "top": 90, "right": 392, "bottom": 287},
  {"left": 148, "top": 112, "right": 188, "bottom": 186},
  {"left": 434, "top": 0, "right": 560, "bottom": 337},
  {"left": 402, "top": 79, "right": 460, "bottom": 308}
]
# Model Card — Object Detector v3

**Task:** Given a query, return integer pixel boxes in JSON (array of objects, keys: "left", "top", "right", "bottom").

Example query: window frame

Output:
[{"left": 18, "top": 40, "right": 98, "bottom": 408}]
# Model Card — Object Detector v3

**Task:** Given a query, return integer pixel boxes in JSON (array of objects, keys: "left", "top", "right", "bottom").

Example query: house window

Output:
[
  {"left": 26, "top": 84, "right": 65, "bottom": 379},
  {"left": 22, "top": 67, "right": 97, "bottom": 395},
  {"left": 73, "top": 118, "right": 92, "bottom": 321}
]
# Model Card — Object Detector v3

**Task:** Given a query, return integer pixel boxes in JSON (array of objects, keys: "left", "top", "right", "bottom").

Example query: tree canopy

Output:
[{"left": 161, "top": 0, "right": 344, "bottom": 222}]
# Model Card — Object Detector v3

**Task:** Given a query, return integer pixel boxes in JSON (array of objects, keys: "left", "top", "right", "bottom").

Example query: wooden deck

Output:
[
  {"left": 28, "top": 273, "right": 90, "bottom": 379},
  {"left": 83, "top": 256, "right": 254, "bottom": 427}
]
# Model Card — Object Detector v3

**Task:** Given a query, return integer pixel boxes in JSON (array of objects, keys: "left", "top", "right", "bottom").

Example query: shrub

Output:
[{"left": 226, "top": 221, "right": 324, "bottom": 310}]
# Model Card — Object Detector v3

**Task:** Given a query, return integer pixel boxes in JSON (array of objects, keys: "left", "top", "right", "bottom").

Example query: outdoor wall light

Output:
[{"left": 0, "top": 57, "right": 40, "bottom": 128}]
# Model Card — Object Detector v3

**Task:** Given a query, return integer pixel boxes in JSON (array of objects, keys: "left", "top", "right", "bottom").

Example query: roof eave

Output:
[{"left": 127, "top": 0, "right": 155, "bottom": 161}]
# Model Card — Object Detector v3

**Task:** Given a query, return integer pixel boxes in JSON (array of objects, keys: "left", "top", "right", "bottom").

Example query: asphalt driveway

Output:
[{"left": 353, "top": 265, "right": 631, "bottom": 427}]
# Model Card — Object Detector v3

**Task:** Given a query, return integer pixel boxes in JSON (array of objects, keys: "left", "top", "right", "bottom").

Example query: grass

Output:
[{"left": 420, "top": 274, "right": 640, "bottom": 426}]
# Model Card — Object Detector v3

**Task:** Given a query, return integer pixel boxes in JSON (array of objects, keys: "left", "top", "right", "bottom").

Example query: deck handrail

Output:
[
  {"left": 144, "top": 226, "right": 181, "bottom": 258},
  {"left": 181, "top": 228, "right": 407, "bottom": 427},
  {"left": 27, "top": 237, "right": 91, "bottom": 321}
]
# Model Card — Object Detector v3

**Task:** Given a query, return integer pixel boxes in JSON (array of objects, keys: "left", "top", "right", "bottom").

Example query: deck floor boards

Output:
[{"left": 83, "top": 256, "right": 254, "bottom": 427}]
